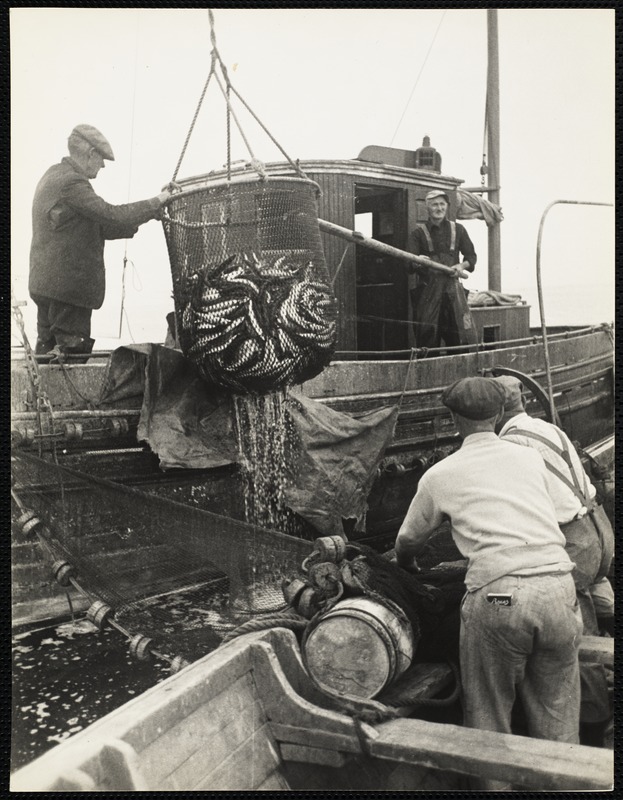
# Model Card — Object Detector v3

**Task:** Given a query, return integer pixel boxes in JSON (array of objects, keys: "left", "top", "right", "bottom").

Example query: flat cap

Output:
[
  {"left": 493, "top": 375, "right": 524, "bottom": 413},
  {"left": 425, "top": 189, "right": 450, "bottom": 204},
  {"left": 442, "top": 377, "right": 505, "bottom": 420},
  {"left": 71, "top": 124, "right": 115, "bottom": 160}
]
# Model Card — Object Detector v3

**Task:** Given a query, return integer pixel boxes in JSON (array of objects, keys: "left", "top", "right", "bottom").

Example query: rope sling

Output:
[{"left": 161, "top": 10, "right": 338, "bottom": 393}]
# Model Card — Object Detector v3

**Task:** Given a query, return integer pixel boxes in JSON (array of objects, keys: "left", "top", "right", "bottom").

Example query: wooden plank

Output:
[
  {"left": 580, "top": 635, "right": 613, "bottom": 666},
  {"left": 256, "top": 769, "right": 291, "bottom": 791},
  {"left": 168, "top": 698, "right": 267, "bottom": 791},
  {"left": 138, "top": 672, "right": 257, "bottom": 786},
  {"left": 192, "top": 721, "right": 281, "bottom": 791},
  {"left": 368, "top": 718, "right": 613, "bottom": 790},
  {"left": 120, "top": 640, "right": 254, "bottom": 752},
  {"left": 270, "top": 722, "right": 360, "bottom": 755},
  {"left": 279, "top": 742, "right": 346, "bottom": 768}
]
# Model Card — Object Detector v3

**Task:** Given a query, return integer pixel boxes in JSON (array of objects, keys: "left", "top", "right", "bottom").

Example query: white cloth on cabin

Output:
[
  {"left": 467, "top": 289, "right": 523, "bottom": 307},
  {"left": 456, "top": 188, "right": 504, "bottom": 227}
]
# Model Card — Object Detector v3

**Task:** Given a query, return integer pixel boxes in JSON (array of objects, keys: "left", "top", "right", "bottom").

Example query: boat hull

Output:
[{"left": 11, "top": 327, "right": 614, "bottom": 627}]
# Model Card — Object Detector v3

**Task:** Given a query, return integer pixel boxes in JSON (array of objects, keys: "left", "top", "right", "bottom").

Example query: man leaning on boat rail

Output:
[
  {"left": 494, "top": 375, "right": 614, "bottom": 747},
  {"left": 29, "top": 124, "right": 173, "bottom": 361},
  {"left": 409, "top": 190, "right": 478, "bottom": 350},
  {"left": 394, "top": 377, "right": 583, "bottom": 790}
]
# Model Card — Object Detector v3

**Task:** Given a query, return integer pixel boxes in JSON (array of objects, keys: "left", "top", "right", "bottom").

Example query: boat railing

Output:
[
  {"left": 536, "top": 200, "right": 614, "bottom": 420},
  {"left": 333, "top": 322, "right": 611, "bottom": 359}
]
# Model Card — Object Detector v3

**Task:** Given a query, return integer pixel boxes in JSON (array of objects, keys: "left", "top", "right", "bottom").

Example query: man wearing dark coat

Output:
[
  {"left": 410, "top": 189, "right": 478, "bottom": 350},
  {"left": 29, "top": 124, "right": 172, "bottom": 358}
]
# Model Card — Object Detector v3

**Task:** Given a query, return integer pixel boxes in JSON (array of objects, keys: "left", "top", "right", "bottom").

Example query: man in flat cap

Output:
[
  {"left": 495, "top": 375, "right": 613, "bottom": 747},
  {"left": 29, "top": 124, "right": 173, "bottom": 359},
  {"left": 409, "top": 189, "right": 477, "bottom": 351},
  {"left": 395, "top": 377, "right": 582, "bottom": 782}
]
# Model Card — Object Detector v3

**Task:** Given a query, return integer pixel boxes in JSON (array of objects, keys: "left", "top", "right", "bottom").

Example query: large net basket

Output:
[{"left": 162, "top": 176, "right": 338, "bottom": 393}]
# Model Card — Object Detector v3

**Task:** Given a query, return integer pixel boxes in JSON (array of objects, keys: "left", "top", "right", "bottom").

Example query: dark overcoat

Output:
[{"left": 29, "top": 157, "right": 161, "bottom": 309}]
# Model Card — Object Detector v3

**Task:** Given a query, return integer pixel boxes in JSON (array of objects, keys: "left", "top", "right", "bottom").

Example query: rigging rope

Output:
[
  {"left": 119, "top": 10, "right": 142, "bottom": 339},
  {"left": 171, "top": 8, "right": 307, "bottom": 184},
  {"left": 389, "top": 10, "right": 447, "bottom": 146}
]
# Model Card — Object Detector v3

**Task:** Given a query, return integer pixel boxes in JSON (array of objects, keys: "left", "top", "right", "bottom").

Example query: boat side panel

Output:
[
  {"left": 369, "top": 718, "right": 613, "bottom": 790},
  {"left": 191, "top": 718, "right": 283, "bottom": 791}
]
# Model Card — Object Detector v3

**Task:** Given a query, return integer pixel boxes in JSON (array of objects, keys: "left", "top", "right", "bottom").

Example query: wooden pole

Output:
[
  {"left": 487, "top": 9, "right": 502, "bottom": 291},
  {"left": 318, "top": 219, "right": 460, "bottom": 277}
]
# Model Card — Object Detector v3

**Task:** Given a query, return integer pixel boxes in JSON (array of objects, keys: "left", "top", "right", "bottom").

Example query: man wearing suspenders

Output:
[
  {"left": 409, "top": 190, "right": 478, "bottom": 350},
  {"left": 396, "top": 378, "right": 582, "bottom": 789},
  {"left": 494, "top": 375, "right": 614, "bottom": 748}
]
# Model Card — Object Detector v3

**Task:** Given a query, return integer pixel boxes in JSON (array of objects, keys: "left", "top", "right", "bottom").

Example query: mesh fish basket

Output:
[{"left": 162, "top": 176, "right": 338, "bottom": 393}]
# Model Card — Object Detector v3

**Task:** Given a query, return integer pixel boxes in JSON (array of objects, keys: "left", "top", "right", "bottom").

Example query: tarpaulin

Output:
[
  {"left": 99, "top": 345, "right": 238, "bottom": 469},
  {"left": 99, "top": 345, "right": 398, "bottom": 533},
  {"left": 456, "top": 188, "right": 504, "bottom": 227},
  {"left": 285, "top": 391, "right": 398, "bottom": 536}
]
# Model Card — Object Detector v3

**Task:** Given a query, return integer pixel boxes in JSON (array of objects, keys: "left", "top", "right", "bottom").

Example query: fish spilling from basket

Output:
[{"left": 181, "top": 251, "right": 338, "bottom": 393}]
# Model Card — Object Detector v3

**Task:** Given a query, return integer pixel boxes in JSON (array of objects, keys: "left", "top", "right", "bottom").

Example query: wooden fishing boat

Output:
[
  {"left": 10, "top": 159, "right": 614, "bottom": 627},
  {"left": 10, "top": 627, "right": 614, "bottom": 791},
  {"left": 11, "top": 6, "right": 613, "bottom": 629}
]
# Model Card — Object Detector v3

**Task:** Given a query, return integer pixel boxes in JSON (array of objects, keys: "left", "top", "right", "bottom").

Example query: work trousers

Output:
[
  {"left": 460, "top": 572, "right": 582, "bottom": 743},
  {"left": 31, "top": 294, "right": 94, "bottom": 354},
  {"left": 411, "top": 275, "right": 477, "bottom": 349}
]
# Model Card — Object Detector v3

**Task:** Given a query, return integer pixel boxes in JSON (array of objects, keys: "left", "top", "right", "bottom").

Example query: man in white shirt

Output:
[
  {"left": 395, "top": 377, "right": 582, "bottom": 748},
  {"left": 494, "top": 375, "right": 613, "bottom": 746}
]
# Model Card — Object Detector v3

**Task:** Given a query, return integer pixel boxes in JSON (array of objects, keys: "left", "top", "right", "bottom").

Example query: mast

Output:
[{"left": 487, "top": 9, "right": 502, "bottom": 291}]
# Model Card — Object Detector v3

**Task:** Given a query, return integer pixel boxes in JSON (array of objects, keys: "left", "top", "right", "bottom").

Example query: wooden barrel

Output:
[{"left": 303, "top": 597, "right": 414, "bottom": 699}]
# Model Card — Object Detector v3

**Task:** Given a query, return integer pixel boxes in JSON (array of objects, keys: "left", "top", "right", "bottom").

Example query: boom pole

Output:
[{"left": 487, "top": 9, "right": 502, "bottom": 291}]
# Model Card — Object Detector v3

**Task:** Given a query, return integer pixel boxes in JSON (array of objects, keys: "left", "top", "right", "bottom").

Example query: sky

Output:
[{"left": 10, "top": 8, "right": 615, "bottom": 349}]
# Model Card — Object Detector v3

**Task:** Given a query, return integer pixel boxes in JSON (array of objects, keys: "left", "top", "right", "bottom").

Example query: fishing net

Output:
[
  {"left": 162, "top": 177, "right": 338, "bottom": 393},
  {"left": 12, "top": 450, "right": 313, "bottom": 664}
]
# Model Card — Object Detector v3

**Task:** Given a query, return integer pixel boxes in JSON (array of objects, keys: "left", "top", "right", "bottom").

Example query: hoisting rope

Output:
[
  {"left": 170, "top": 8, "right": 308, "bottom": 186},
  {"left": 119, "top": 10, "right": 142, "bottom": 339}
]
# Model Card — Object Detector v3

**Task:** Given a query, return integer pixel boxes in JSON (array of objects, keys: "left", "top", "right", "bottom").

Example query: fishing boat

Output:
[
  {"left": 10, "top": 627, "right": 614, "bottom": 791},
  {"left": 10, "top": 154, "right": 614, "bottom": 628},
  {"left": 10, "top": 8, "right": 614, "bottom": 787}
]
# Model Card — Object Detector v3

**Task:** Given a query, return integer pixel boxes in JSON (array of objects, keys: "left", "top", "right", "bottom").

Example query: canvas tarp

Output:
[{"left": 99, "top": 345, "right": 398, "bottom": 534}]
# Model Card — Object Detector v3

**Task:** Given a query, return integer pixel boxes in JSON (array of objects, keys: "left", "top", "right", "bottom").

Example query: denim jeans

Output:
[{"left": 460, "top": 572, "right": 583, "bottom": 743}]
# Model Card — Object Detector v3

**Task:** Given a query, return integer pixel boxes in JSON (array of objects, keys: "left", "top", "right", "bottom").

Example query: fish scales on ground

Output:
[{"left": 181, "top": 251, "right": 337, "bottom": 393}]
